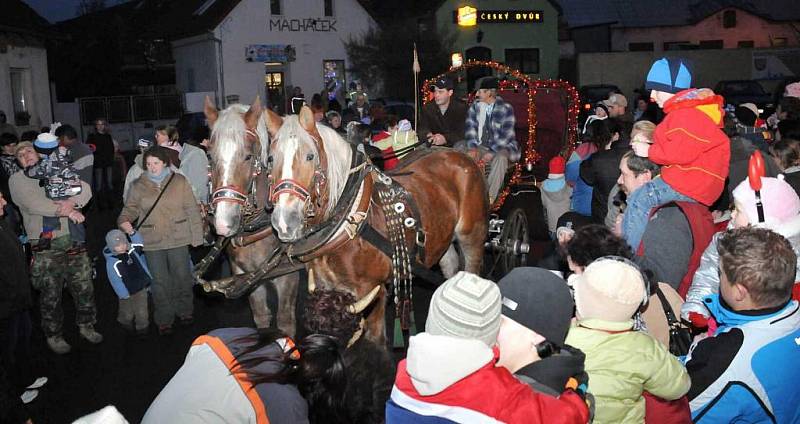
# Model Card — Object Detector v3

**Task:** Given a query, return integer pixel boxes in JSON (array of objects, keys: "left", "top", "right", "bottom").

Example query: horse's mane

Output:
[
  {"left": 209, "top": 103, "right": 270, "bottom": 163},
  {"left": 276, "top": 116, "right": 351, "bottom": 218}
]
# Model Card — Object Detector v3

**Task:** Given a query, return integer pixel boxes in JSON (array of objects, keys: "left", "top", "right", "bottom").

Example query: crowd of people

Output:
[{"left": 1, "top": 54, "right": 800, "bottom": 423}]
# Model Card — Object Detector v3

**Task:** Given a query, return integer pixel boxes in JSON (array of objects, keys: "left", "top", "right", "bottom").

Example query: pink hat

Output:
[
  {"left": 785, "top": 82, "right": 800, "bottom": 99},
  {"left": 732, "top": 176, "right": 800, "bottom": 228}
]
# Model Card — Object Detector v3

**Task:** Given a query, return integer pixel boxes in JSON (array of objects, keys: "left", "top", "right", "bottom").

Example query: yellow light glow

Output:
[
  {"left": 451, "top": 53, "right": 463, "bottom": 68},
  {"left": 457, "top": 6, "right": 477, "bottom": 27}
]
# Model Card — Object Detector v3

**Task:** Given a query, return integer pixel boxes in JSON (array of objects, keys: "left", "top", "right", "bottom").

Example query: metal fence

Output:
[{"left": 79, "top": 94, "right": 183, "bottom": 125}]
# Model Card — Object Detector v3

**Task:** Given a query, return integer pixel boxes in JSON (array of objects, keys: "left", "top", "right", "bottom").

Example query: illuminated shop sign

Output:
[{"left": 454, "top": 9, "right": 543, "bottom": 24}]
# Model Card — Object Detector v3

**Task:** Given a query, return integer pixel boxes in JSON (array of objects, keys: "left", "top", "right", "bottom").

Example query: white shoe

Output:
[
  {"left": 47, "top": 335, "right": 72, "bottom": 354},
  {"left": 27, "top": 376, "right": 48, "bottom": 389},
  {"left": 21, "top": 389, "right": 38, "bottom": 404}
]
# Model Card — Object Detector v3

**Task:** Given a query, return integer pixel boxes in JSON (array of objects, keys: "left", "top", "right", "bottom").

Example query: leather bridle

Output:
[
  {"left": 267, "top": 131, "right": 329, "bottom": 224},
  {"left": 209, "top": 128, "right": 264, "bottom": 224}
]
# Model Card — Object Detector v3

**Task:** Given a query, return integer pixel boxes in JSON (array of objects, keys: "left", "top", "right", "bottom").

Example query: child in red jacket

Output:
[{"left": 623, "top": 57, "right": 730, "bottom": 250}]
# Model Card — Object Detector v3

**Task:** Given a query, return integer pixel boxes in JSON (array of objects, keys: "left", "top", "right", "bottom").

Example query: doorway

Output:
[
  {"left": 265, "top": 71, "right": 285, "bottom": 114},
  {"left": 465, "top": 46, "right": 492, "bottom": 91}
]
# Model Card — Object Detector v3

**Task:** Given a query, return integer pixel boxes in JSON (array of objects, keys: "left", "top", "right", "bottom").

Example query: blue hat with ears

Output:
[{"left": 645, "top": 58, "right": 692, "bottom": 94}]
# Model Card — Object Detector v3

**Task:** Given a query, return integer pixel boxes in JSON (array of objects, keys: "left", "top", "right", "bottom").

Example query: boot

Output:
[
  {"left": 78, "top": 324, "right": 103, "bottom": 344},
  {"left": 46, "top": 335, "right": 72, "bottom": 354}
]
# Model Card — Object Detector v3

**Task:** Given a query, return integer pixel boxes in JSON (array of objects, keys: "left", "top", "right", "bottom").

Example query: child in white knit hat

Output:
[{"left": 566, "top": 257, "right": 690, "bottom": 424}]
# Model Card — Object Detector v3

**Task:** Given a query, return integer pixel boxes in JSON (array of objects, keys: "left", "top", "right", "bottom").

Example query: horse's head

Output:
[
  {"left": 268, "top": 105, "right": 353, "bottom": 242},
  {"left": 205, "top": 96, "right": 270, "bottom": 237}
]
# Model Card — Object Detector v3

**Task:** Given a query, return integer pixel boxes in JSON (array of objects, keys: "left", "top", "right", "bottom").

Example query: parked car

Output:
[
  {"left": 714, "top": 80, "right": 773, "bottom": 112},
  {"left": 578, "top": 84, "right": 620, "bottom": 128}
]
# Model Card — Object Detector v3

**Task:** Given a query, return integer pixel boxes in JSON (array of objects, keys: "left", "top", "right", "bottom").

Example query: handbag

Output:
[
  {"left": 134, "top": 173, "right": 175, "bottom": 232},
  {"left": 654, "top": 285, "right": 693, "bottom": 356}
]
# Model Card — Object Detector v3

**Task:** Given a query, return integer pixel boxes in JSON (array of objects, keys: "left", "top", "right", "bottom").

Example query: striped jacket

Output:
[
  {"left": 465, "top": 96, "right": 520, "bottom": 162},
  {"left": 649, "top": 88, "right": 730, "bottom": 206}
]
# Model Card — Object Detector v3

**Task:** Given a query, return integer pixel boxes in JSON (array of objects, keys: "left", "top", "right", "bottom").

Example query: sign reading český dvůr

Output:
[{"left": 453, "top": 9, "right": 544, "bottom": 24}]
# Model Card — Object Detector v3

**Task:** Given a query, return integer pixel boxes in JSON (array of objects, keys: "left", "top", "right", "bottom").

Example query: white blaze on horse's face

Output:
[
  {"left": 270, "top": 127, "right": 316, "bottom": 242},
  {"left": 213, "top": 135, "right": 243, "bottom": 237}
]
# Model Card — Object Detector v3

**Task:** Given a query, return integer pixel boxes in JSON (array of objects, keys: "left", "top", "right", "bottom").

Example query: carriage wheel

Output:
[{"left": 498, "top": 208, "right": 530, "bottom": 275}]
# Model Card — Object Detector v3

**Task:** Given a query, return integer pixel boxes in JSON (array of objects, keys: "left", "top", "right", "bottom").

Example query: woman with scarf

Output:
[{"left": 117, "top": 147, "right": 203, "bottom": 335}]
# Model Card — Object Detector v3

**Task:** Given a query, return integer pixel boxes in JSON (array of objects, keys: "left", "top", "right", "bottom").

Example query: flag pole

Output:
[{"left": 413, "top": 43, "right": 421, "bottom": 133}]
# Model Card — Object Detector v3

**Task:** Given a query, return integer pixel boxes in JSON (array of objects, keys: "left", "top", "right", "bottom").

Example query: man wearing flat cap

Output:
[
  {"left": 418, "top": 77, "right": 468, "bottom": 148},
  {"left": 463, "top": 76, "right": 519, "bottom": 202}
]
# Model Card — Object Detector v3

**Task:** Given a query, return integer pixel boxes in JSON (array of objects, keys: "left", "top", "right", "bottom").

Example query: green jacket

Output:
[{"left": 564, "top": 318, "right": 690, "bottom": 424}]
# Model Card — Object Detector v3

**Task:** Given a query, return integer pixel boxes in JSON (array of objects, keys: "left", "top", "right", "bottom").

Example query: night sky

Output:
[{"left": 22, "top": 0, "right": 126, "bottom": 23}]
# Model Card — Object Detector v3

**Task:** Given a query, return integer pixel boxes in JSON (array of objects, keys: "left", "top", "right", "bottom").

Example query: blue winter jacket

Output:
[
  {"left": 684, "top": 294, "right": 800, "bottom": 423},
  {"left": 103, "top": 232, "right": 152, "bottom": 299}
]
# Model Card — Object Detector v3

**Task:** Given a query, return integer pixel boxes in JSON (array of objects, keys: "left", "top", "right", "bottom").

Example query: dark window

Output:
[
  {"left": 324, "top": 0, "right": 333, "bottom": 16},
  {"left": 723, "top": 10, "right": 736, "bottom": 28},
  {"left": 772, "top": 37, "right": 788, "bottom": 47},
  {"left": 738, "top": 40, "right": 754, "bottom": 48},
  {"left": 699, "top": 40, "right": 724, "bottom": 49},
  {"left": 505, "top": 48, "right": 540, "bottom": 74},
  {"left": 663, "top": 41, "right": 691, "bottom": 51},
  {"left": 628, "top": 42, "right": 654, "bottom": 51},
  {"left": 270, "top": 0, "right": 281, "bottom": 15}
]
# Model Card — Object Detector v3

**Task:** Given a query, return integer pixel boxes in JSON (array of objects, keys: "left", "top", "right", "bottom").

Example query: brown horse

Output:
[
  {"left": 265, "top": 105, "right": 488, "bottom": 342},
  {"left": 203, "top": 98, "right": 299, "bottom": 335}
]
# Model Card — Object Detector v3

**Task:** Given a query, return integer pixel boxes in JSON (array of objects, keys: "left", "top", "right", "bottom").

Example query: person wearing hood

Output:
[
  {"left": 541, "top": 156, "right": 572, "bottom": 237},
  {"left": 684, "top": 227, "right": 800, "bottom": 423},
  {"left": 385, "top": 271, "right": 590, "bottom": 424},
  {"left": 565, "top": 257, "right": 690, "bottom": 424},
  {"left": 103, "top": 229, "right": 152, "bottom": 336},
  {"left": 682, "top": 175, "right": 800, "bottom": 324},
  {"left": 496, "top": 267, "right": 588, "bottom": 399},
  {"left": 624, "top": 57, "right": 730, "bottom": 251}
]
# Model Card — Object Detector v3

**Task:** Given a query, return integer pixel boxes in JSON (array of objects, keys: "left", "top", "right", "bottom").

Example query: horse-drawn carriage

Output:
[
  {"left": 421, "top": 61, "right": 580, "bottom": 278},
  {"left": 194, "top": 61, "right": 579, "bottom": 344}
]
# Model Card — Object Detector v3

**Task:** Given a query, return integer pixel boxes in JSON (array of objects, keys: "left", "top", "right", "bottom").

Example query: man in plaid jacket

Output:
[{"left": 463, "top": 76, "right": 519, "bottom": 202}]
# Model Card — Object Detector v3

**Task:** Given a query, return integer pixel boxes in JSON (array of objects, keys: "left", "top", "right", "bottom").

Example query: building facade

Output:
[
  {"left": 172, "top": 0, "right": 376, "bottom": 113},
  {"left": 434, "top": 0, "right": 561, "bottom": 79},
  {"left": 0, "top": 1, "right": 53, "bottom": 133}
]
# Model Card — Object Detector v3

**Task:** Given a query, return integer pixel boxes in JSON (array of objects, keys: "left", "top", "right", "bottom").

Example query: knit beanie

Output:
[
  {"left": 34, "top": 132, "right": 59, "bottom": 151},
  {"left": 426, "top": 271, "right": 501, "bottom": 347},
  {"left": 785, "top": 82, "right": 800, "bottom": 99},
  {"left": 735, "top": 104, "right": 758, "bottom": 126},
  {"left": 548, "top": 156, "right": 566, "bottom": 179},
  {"left": 645, "top": 58, "right": 692, "bottom": 94},
  {"left": 498, "top": 267, "right": 573, "bottom": 345},
  {"left": 105, "top": 229, "right": 128, "bottom": 251},
  {"left": 574, "top": 258, "right": 646, "bottom": 322},
  {"left": 732, "top": 176, "right": 800, "bottom": 228}
]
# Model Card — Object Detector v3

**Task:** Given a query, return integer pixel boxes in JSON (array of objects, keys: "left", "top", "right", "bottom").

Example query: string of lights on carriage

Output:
[{"left": 422, "top": 60, "right": 581, "bottom": 212}]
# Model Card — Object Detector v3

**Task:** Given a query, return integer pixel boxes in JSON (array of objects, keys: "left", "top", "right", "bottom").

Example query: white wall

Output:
[
  {"left": 214, "top": 0, "right": 375, "bottom": 106},
  {"left": 0, "top": 44, "right": 51, "bottom": 130},
  {"left": 172, "top": 34, "right": 221, "bottom": 103}
]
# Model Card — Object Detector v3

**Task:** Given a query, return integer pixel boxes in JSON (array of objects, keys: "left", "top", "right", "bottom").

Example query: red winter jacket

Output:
[{"left": 649, "top": 89, "right": 730, "bottom": 206}]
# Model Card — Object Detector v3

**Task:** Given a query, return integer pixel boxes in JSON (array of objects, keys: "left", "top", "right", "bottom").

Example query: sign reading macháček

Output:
[{"left": 269, "top": 18, "right": 337, "bottom": 32}]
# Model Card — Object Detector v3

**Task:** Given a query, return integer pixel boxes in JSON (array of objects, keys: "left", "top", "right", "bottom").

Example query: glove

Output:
[{"left": 688, "top": 312, "right": 709, "bottom": 329}]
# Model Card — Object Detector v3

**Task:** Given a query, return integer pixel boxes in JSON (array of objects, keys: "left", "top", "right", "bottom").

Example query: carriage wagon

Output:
[{"left": 423, "top": 61, "right": 581, "bottom": 278}]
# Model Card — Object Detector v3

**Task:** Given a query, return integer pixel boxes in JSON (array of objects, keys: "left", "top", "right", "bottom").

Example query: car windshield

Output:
[{"left": 721, "top": 82, "right": 765, "bottom": 95}]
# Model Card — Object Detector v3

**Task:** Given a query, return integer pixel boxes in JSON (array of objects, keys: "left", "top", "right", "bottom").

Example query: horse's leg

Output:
[
  {"left": 273, "top": 273, "right": 299, "bottom": 338},
  {"left": 439, "top": 244, "right": 460, "bottom": 279},
  {"left": 454, "top": 171, "right": 489, "bottom": 275},
  {"left": 248, "top": 284, "right": 271, "bottom": 330}
]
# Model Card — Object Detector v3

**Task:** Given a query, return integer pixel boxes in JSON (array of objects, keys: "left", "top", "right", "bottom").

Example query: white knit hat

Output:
[
  {"left": 426, "top": 271, "right": 501, "bottom": 346},
  {"left": 574, "top": 258, "right": 646, "bottom": 322}
]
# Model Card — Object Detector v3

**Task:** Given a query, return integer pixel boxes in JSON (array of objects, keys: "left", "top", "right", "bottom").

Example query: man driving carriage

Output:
[
  {"left": 418, "top": 76, "right": 468, "bottom": 148},
  {"left": 460, "top": 76, "right": 520, "bottom": 203}
]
